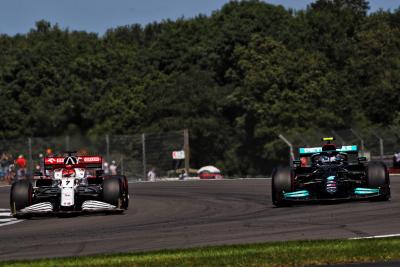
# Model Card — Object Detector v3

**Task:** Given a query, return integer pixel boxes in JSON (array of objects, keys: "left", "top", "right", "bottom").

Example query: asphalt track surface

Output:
[{"left": 0, "top": 177, "right": 399, "bottom": 261}]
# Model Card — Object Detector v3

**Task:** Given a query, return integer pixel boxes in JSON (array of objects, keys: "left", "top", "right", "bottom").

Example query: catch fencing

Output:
[
  {"left": 0, "top": 130, "right": 188, "bottom": 181},
  {"left": 278, "top": 127, "right": 400, "bottom": 167}
]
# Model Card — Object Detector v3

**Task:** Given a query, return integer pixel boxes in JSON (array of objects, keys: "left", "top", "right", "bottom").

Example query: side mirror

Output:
[{"left": 358, "top": 157, "right": 367, "bottom": 162}]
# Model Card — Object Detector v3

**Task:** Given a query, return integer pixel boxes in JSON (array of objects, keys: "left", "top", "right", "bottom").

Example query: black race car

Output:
[{"left": 272, "top": 138, "right": 390, "bottom": 206}]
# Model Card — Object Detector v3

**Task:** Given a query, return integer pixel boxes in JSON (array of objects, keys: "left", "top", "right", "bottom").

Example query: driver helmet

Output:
[
  {"left": 319, "top": 155, "right": 330, "bottom": 163},
  {"left": 62, "top": 168, "right": 75, "bottom": 177}
]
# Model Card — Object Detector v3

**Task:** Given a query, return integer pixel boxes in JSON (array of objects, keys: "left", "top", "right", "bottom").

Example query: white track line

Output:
[
  {"left": 0, "top": 218, "right": 17, "bottom": 223},
  {"left": 349, "top": 233, "right": 400, "bottom": 240},
  {"left": 0, "top": 184, "right": 11, "bottom": 188},
  {"left": 0, "top": 208, "right": 23, "bottom": 228},
  {"left": 0, "top": 220, "right": 24, "bottom": 228}
]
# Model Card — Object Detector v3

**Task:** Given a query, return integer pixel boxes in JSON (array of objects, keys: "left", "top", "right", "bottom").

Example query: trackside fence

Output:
[{"left": 0, "top": 130, "right": 187, "bottom": 181}]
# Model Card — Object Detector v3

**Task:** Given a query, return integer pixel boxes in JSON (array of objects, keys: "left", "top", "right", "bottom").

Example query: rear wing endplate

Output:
[{"left": 299, "top": 145, "right": 358, "bottom": 156}]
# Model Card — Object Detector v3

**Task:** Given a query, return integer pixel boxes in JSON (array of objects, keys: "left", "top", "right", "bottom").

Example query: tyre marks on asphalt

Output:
[{"left": 0, "top": 209, "right": 22, "bottom": 227}]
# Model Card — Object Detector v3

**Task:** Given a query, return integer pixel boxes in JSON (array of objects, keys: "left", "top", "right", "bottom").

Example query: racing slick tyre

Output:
[
  {"left": 113, "top": 175, "right": 129, "bottom": 209},
  {"left": 367, "top": 161, "right": 390, "bottom": 201},
  {"left": 272, "top": 166, "right": 293, "bottom": 207},
  {"left": 10, "top": 180, "right": 33, "bottom": 218},
  {"left": 102, "top": 177, "right": 129, "bottom": 209}
]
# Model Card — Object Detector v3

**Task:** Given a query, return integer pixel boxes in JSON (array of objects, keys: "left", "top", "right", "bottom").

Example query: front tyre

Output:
[
  {"left": 367, "top": 161, "right": 390, "bottom": 201},
  {"left": 103, "top": 176, "right": 129, "bottom": 209},
  {"left": 114, "top": 175, "right": 129, "bottom": 209},
  {"left": 10, "top": 180, "right": 33, "bottom": 218},
  {"left": 272, "top": 166, "right": 293, "bottom": 207}
]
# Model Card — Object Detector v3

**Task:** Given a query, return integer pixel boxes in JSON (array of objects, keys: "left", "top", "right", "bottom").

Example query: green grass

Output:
[{"left": 2, "top": 238, "right": 400, "bottom": 267}]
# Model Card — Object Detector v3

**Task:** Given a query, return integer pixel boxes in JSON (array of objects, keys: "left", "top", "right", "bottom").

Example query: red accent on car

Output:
[
  {"left": 45, "top": 156, "right": 102, "bottom": 165},
  {"left": 199, "top": 172, "right": 222, "bottom": 179},
  {"left": 44, "top": 156, "right": 102, "bottom": 169},
  {"left": 44, "top": 157, "right": 64, "bottom": 164},
  {"left": 78, "top": 156, "right": 102, "bottom": 164}
]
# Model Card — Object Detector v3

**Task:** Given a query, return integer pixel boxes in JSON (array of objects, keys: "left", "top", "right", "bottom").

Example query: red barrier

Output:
[{"left": 388, "top": 168, "right": 400, "bottom": 174}]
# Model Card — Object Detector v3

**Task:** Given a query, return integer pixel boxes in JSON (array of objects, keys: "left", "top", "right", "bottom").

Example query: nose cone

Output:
[{"left": 326, "top": 175, "right": 337, "bottom": 194}]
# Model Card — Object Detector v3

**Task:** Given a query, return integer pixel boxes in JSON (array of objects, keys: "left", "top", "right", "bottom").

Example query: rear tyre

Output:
[
  {"left": 367, "top": 161, "right": 390, "bottom": 201},
  {"left": 10, "top": 180, "right": 33, "bottom": 218},
  {"left": 272, "top": 166, "right": 293, "bottom": 207}
]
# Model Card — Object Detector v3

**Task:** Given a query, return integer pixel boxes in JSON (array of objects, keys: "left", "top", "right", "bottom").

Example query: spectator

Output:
[
  {"left": 33, "top": 164, "right": 42, "bottom": 178},
  {"left": 147, "top": 168, "right": 156, "bottom": 182},
  {"left": 103, "top": 161, "right": 110, "bottom": 175},
  {"left": 394, "top": 152, "right": 400, "bottom": 168},
  {"left": 15, "top": 155, "right": 27, "bottom": 178},
  {"left": 4, "top": 154, "right": 13, "bottom": 179},
  {"left": 38, "top": 153, "right": 44, "bottom": 174},
  {"left": 0, "top": 153, "right": 7, "bottom": 179},
  {"left": 179, "top": 169, "right": 187, "bottom": 180},
  {"left": 109, "top": 160, "right": 117, "bottom": 175},
  {"left": 6, "top": 163, "right": 15, "bottom": 184},
  {"left": 46, "top": 148, "right": 53, "bottom": 157}
]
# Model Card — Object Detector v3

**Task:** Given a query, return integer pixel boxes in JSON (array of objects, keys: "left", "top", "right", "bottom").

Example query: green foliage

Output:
[{"left": 0, "top": 0, "right": 399, "bottom": 174}]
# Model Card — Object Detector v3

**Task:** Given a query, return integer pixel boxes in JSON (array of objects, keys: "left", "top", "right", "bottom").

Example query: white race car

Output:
[{"left": 10, "top": 154, "right": 129, "bottom": 218}]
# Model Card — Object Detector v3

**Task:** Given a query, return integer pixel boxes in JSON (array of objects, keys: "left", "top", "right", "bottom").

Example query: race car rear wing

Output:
[
  {"left": 44, "top": 156, "right": 102, "bottom": 170},
  {"left": 299, "top": 145, "right": 358, "bottom": 156}
]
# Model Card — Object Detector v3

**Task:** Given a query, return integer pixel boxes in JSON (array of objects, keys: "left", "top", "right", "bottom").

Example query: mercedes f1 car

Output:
[
  {"left": 272, "top": 137, "right": 390, "bottom": 206},
  {"left": 10, "top": 153, "right": 129, "bottom": 218}
]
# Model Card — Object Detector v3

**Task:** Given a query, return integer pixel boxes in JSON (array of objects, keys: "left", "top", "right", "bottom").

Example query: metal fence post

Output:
[
  {"left": 278, "top": 134, "right": 295, "bottom": 165},
  {"left": 372, "top": 132, "right": 384, "bottom": 161},
  {"left": 350, "top": 128, "right": 364, "bottom": 156},
  {"left": 105, "top": 134, "right": 110, "bottom": 163},
  {"left": 184, "top": 129, "right": 190, "bottom": 175},
  {"left": 28, "top": 137, "right": 33, "bottom": 178},
  {"left": 142, "top": 133, "right": 146, "bottom": 180},
  {"left": 120, "top": 155, "right": 124, "bottom": 175}
]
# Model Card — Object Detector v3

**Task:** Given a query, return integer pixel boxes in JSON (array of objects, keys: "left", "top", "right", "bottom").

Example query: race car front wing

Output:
[
  {"left": 282, "top": 187, "right": 384, "bottom": 202},
  {"left": 15, "top": 200, "right": 119, "bottom": 217}
]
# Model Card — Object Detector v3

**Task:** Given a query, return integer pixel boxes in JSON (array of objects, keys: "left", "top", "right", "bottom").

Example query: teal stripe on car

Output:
[
  {"left": 354, "top": 188, "right": 380, "bottom": 195},
  {"left": 283, "top": 190, "right": 309, "bottom": 199}
]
